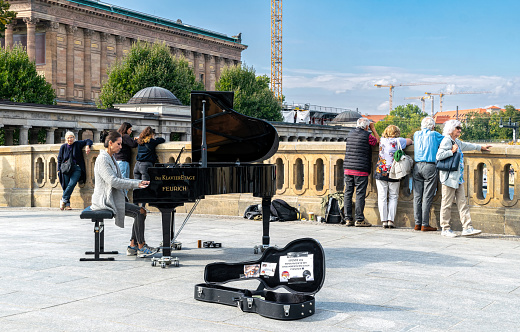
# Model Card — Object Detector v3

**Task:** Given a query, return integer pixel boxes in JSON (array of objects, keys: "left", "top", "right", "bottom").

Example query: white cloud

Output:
[{"left": 377, "top": 101, "right": 390, "bottom": 112}]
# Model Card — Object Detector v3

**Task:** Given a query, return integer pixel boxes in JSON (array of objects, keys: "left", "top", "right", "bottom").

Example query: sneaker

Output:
[
  {"left": 387, "top": 221, "right": 395, "bottom": 229},
  {"left": 127, "top": 245, "right": 138, "bottom": 256},
  {"left": 60, "top": 201, "right": 65, "bottom": 211},
  {"left": 355, "top": 220, "right": 372, "bottom": 227},
  {"left": 461, "top": 227, "right": 482, "bottom": 237},
  {"left": 441, "top": 229, "right": 458, "bottom": 238},
  {"left": 137, "top": 246, "right": 154, "bottom": 257},
  {"left": 382, "top": 221, "right": 388, "bottom": 228},
  {"left": 142, "top": 243, "right": 157, "bottom": 252},
  {"left": 345, "top": 220, "right": 355, "bottom": 227}
]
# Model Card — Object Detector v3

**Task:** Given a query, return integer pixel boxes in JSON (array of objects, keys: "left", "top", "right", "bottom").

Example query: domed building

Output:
[
  {"left": 115, "top": 86, "right": 191, "bottom": 141},
  {"left": 331, "top": 110, "right": 362, "bottom": 127}
]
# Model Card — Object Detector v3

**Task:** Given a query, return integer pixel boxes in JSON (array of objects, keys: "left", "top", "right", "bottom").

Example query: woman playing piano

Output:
[{"left": 91, "top": 130, "right": 154, "bottom": 257}]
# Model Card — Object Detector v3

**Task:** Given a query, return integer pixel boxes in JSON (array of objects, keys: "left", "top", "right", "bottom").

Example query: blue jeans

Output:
[
  {"left": 117, "top": 161, "right": 130, "bottom": 179},
  {"left": 62, "top": 164, "right": 82, "bottom": 203}
]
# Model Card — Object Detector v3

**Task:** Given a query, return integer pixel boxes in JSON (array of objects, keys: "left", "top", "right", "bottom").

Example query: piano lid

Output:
[{"left": 191, "top": 91, "right": 279, "bottom": 163}]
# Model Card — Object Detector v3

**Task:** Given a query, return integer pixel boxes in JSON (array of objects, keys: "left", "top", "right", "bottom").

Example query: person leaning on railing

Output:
[
  {"left": 90, "top": 130, "right": 155, "bottom": 257},
  {"left": 113, "top": 122, "right": 138, "bottom": 179},
  {"left": 436, "top": 120, "right": 491, "bottom": 238},
  {"left": 57, "top": 131, "right": 92, "bottom": 210}
]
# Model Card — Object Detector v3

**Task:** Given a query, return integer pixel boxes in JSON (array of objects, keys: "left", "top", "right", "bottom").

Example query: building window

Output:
[{"left": 12, "top": 33, "right": 46, "bottom": 65}]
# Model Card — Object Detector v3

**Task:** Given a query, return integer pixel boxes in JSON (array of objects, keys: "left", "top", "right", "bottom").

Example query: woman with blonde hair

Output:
[
  {"left": 436, "top": 119, "right": 491, "bottom": 237},
  {"left": 374, "top": 125, "right": 413, "bottom": 228}
]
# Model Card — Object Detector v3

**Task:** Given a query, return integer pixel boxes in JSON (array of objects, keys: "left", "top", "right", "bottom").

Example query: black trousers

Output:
[{"left": 344, "top": 174, "right": 369, "bottom": 222}]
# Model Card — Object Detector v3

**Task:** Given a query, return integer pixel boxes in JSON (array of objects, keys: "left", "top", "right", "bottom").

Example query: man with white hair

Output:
[
  {"left": 343, "top": 117, "right": 380, "bottom": 227},
  {"left": 412, "top": 117, "right": 444, "bottom": 231}
]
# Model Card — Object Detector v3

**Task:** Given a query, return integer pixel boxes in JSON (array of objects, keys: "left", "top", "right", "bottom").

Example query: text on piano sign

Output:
[
  {"left": 155, "top": 175, "right": 196, "bottom": 181},
  {"left": 162, "top": 186, "right": 189, "bottom": 192}
]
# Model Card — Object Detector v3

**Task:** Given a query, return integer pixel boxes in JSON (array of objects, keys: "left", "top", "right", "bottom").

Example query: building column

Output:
[
  {"left": 115, "top": 35, "right": 125, "bottom": 60},
  {"left": 100, "top": 33, "right": 109, "bottom": 85},
  {"left": 66, "top": 25, "right": 77, "bottom": 101},
  {"left": 215, "top": 56, "right": 223, "bottom": 82},
  {"left": 192, "top": 51, "right": 200, "bottom": 79},
  {"left": 45, "top": 22, "right": 59, "bottom": 89},
  {"left": 204, "top": 54, "right": 215, "bottom": 90},
  {"left": 4, "top": 23, "right": 14, "bottom": 50},
  {"left": 83, "top": 29, "right": 93, "bottom": 103},
  {"left": 91, "top": 129, "right": 100, "bottom": 143},
  {"left": 19, "top": 126, "right": 31, "bottom": 145},
  {"left": 24, "top": 17, "right": 39, "bottom": 62},
  {"left": 183, "top": 50, "right": 193, "bottom": 69},
  {"left": 46, "top": 127, "right": 57, "bottom": 144}
]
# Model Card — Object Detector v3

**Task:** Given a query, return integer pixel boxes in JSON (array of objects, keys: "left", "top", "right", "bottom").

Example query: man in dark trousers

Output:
[{"left": 344, "top": 117, "right": 380, "bottom": 227}]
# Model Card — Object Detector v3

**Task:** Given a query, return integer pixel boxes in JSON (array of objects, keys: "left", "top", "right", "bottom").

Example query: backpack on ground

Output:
[
  {"left": 270, "top": 199, "right": 299, "bottom": 222},
  {"left": 324, "top": 197, "right": 344, "bottom": 224},
  {"left": 243, "top": 204, "right": 262, "bottom": 220}
]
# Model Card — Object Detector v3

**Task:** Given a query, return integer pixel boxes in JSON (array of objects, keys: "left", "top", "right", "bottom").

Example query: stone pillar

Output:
[
  {"left": 46, "top": 127, "right": 57, "bottom": 144},
  {"left": 83, "top": 29, "right": 93, "bottom": 103},
  {"left": 24, "top": 18, "right": 39, "bottom": 62},
  {"left": 100, "top": 33, "right": 109, "bottom": 84},
  {"left": 204, "top": 54, "right": 213, "bottom": 90},
  {"left": 91, "top": 129, "right": 100, "bottom": 143},
  {"left": 19, "top": 126, "right": 31, "bottom": 145},
  {"left": 183, "top": 49, "right": 193, "bottom": 69},
  {"left": 115, "top": 35, "right": 125, "bottom": 60},
  {"left": 4, "top": 23, "right": 14, "bottom": 50},
  {"left": 4, "top": 128, "right": 14, "bottom": 145},
  {"left": 215, "top": 56, "right": 223, "bottom": 82},
  {"left": 72, "top": 128, "right": 80, "bottom": 139},
  {"left": 66, "top": 25, "right": 77, "bottom": 101},
  {"left": 192, "top": 51, "right": 200, "bottom": 79},
  {"left": 45, "top": 22, "right": 59, "bottom": 89}
]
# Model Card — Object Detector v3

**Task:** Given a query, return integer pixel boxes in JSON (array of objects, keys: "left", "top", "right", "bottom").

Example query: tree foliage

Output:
[
  {"left": 98, "top": 41, "right": 204, "bottom": 108},
  {"left": 216, "top": 64, "right": 282, "bottom": 121},
  {"left": 374, "top": 104, "right": 429, "bottom": 138},
  {"left": 0, "top": 0, "right": 16, "bottom": 34},
  {"left": 462, "top": 105, "right": 520, "bottom": 141},
  {"left": 0, "top": 45, "right": 56, "bottom": 104}
]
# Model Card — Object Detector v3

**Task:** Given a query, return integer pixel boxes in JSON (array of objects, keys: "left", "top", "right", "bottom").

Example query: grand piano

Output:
[{"left": 133, "top": 91, "right": 279, "bottom": 265}]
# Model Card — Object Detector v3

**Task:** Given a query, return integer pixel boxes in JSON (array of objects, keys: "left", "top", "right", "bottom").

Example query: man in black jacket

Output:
[{"left": 344, "top": 117, "right": 380, "bottom": 226}]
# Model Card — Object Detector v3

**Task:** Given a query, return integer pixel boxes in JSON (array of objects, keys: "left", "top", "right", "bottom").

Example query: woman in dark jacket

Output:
[
  {"left": 134, "top": 126, "right": 165, "bottom": 182},
  {"left": 113, "top": 122, "right": 138, "bottom": 179},
  {"left": 57, "top": 131, "right": 93, "bottom": 210}
]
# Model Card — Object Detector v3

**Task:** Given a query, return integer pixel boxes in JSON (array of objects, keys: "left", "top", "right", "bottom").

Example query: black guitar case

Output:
[{"left": 194, "top": 238, "right": 325, "bottom": 320}]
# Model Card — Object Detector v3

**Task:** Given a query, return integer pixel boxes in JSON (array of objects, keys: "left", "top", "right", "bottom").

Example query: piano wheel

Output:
[
  {"left": 174, "top": 260, "right": 180, "bottom": 267},
  {"left": 151, "top": 261, "right": 156, "bottom": 267},
  {"left": 161, "top": 262, "right": 166, "bottom": 268},
  {"left": 253, "top": 247, "right": 259, "bottom": 254}
]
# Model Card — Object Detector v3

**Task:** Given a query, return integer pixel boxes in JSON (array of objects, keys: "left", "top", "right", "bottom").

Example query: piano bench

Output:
[{"left": 79, "top": 206, "right": 118, "bottom": 262}]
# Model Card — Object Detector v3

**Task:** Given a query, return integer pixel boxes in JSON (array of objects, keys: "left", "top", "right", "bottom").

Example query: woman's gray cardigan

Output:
[
  {"left": 91, "top": 150, "right": 142, "bottom": 228},
  {"left": 436, "top": 136, "right": 481, "bottom": 190}
]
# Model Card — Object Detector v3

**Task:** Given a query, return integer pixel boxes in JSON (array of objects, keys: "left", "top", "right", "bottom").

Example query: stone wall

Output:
[{"left": 1, "top": 141, "right": 519, "bottom": 235}]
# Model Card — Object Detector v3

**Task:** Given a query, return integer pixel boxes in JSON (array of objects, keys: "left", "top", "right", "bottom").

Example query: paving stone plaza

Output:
[{"left": 1, "top": 207, "right": 519, "bottom": 331}]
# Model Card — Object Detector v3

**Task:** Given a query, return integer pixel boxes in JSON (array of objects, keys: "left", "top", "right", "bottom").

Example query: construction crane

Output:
[
  {"left": 374, "top": 82, "right": 445, "bottom": 113},
  {"left": 404, "top": 96, "right": 431, "bottom": 113},
  {"left": 270, "top": 0, "right": 282, "bottom": 102},
  {"left": 424, "top": 91, "right": 492, "bottom": 114}
]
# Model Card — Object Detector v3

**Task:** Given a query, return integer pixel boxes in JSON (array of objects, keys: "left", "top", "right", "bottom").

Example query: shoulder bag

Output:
[
  {"left": 389, "top": 139, "right": 413, "bottom": 180},
  {"left": 60, "top": 158, "right": 74, "bottom": 174},
  {"left": 436, "top": 139, "right": 461, "bottom": 171}
]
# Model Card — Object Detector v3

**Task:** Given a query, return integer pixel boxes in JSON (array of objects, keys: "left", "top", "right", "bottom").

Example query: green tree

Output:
[
  {"left": 0, "top": 44, "right": 56, "bottom": 104},
  {"left": 98, "top": 41, "right": 204, "bottom": 108},
  {"left": 374, "top": 104, "right": 428, "bottom": 138},
  {"left": 462, "top": 105, "right": 520, "bottom": 141},
  {"left": 216, "top": 64, "right": 282, "bottom": 121},
  {"left": 0, "top": 0, "right": 16, "bottom": 34}
]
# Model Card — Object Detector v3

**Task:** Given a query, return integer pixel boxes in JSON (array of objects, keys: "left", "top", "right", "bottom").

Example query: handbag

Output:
[
  {"left": 436, "top": 139, "right": 461, "bottom": 171},
  {"left": 389, "top": 140, "right": 413, "bottom": 179},
  {"left": 60, "top": 158, "right": 74, "bottom": 174}
]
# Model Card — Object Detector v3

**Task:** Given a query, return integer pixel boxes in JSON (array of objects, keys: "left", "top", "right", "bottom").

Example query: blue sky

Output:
[{"left": 105, "top": 0, "right": 520, "bottom": 115}]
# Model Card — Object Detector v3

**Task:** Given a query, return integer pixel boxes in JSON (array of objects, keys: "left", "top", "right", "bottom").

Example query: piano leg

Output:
[
  {"left": 158, "top": 207, "right": 175, "bottom": 257},
  {"left": 261, "top": 197, "right": 271, "bottom": 249}
]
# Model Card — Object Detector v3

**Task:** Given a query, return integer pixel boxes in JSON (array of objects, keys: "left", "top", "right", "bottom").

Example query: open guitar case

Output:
[{"left": 194, "top": 238, "right": 325, "bottom": 320}]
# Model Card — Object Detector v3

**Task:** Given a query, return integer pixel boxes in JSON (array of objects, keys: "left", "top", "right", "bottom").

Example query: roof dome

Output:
[
  {"left": 128, "top": 87, "right": 182, "bottom": 105},
  {"left": 331, "top": 110, "right": 362, "bottom": 122}
]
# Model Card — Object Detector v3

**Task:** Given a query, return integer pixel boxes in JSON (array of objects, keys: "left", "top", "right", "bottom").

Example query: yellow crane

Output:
[
  {"left": 271, "top": 0, "right": 282, "bottom": 102},
  {"left": 374, "top": 82, "right": 445, "bottom": 113},
  {"left": 424, "top": 91, "right": 492, "bottom": 114},
  {"left": 404, "top": 95, "right": 431, "bottom": 113}
]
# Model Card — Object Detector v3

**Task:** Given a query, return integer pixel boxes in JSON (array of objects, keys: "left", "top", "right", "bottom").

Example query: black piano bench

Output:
[{"left": 79, "top": 206, "right": 118, "bottom": 261}]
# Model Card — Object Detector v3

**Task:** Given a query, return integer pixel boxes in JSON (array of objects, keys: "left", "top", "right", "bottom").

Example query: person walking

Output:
[
  {"left": 91, "top": 130, "right": 155, "bottom": 256},
  {"left": 57, "top": 131, "right": 92, "bottom": 210},
  {"left": 412, "top": 117, "right": 444, "bottom": 231},
  {"left": 134, "top": 126, "right": 165, "bottom": 183},
  {"left": 343, "top": 117, "right": 380, "bottom": 227},
  {"left": 375, "top": 125, "right": 413, "bottom": 228},
  {"left": 436, "top": 120, "right": 491, "bottom": 237},
  {"left": 113, "top": 122, "right": 137, "bottom": 179}
]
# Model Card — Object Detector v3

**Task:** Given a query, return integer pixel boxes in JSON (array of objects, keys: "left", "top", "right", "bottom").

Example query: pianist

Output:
[{"left": 91, "top": 130, "right": 154, "bottom": 257}]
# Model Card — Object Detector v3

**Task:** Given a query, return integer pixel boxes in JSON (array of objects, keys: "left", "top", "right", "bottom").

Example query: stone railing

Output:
[{"left": 1, "top": 142, "right": 519, "bottom": 235}]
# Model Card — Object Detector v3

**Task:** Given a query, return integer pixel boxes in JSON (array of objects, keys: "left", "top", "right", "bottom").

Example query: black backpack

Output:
[
  {"left": 243, "top": 204, "right": 262, "bottom": 220},
  {"left": 325, "top": 197, "right": 344, "bottom": 224},
  {"left": 270, "top": 199, "right": 299, "bottom": 222}
]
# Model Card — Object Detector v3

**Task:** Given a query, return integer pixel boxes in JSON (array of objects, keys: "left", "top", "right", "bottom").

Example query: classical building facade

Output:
[{"left": 2, "top": 0, "right": 247, "bottom": 106}]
